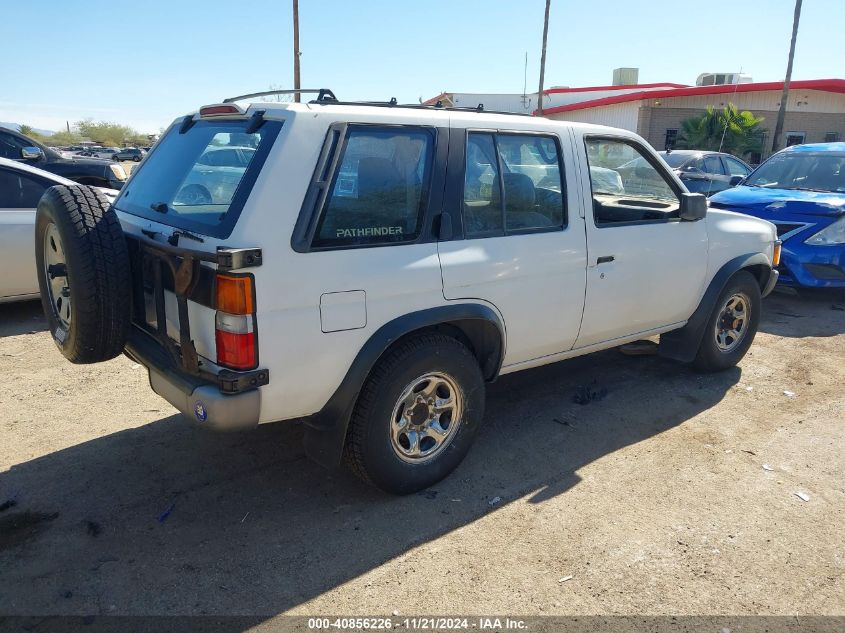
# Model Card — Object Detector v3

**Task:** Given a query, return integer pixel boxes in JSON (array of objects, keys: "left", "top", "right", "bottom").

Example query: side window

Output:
[
  {"left": 312, "top": 126, "right": 433, "bottom": 249},
  {"left": 0, "top": 133, "right": 30, "bottom": 160},
  {"left": 463, "top": 132, "right": 565, "bottom": 238},
  {"left": 497, "top": 134, "right": 565, "bottom": 231},
  {"left": 0, "top": 168, "right": 49, "bottom": 208},
  {"left": 703, "top": 155, "right": 726, "bottom": 175},
  {"left": 463, "top": 133, "right": 503, "bottom": 236},
  {"left": 585, "top": 137, "right": 680, "bottom": 226},
  {"left": 723, "top": 156, "right": 751, "bottom": 177}
]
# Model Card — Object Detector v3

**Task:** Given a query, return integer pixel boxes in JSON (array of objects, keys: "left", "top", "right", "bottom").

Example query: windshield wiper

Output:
[{"left": 150, "top": 201, "right": 169, "bottom": 213}]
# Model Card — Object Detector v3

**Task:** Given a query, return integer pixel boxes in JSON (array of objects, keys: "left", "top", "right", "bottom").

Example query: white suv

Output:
[{"left": 34, "top": 92, "right": 780, "bottom": 494}]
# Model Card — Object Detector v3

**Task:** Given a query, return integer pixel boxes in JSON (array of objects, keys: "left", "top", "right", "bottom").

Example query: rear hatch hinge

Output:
[{"left": 217, "top": 247, "right": 262, "bottom": 271}]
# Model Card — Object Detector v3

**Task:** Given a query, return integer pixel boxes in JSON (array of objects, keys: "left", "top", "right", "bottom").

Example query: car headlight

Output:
[
  {"left": 805, "top": 216, "right": 845, "bottom": 245},
  {"left": 109, "top": 164, "right": 127, "bottom": 180}
]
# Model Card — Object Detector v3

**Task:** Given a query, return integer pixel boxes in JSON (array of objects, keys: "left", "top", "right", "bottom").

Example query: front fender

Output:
[{"left": 659, "top": 253, "right": 773, "bottom": 363}]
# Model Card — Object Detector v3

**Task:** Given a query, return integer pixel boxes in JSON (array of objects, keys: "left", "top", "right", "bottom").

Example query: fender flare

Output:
[
  {"left": 302, "top": 303, "right": 506, "bottom": 468},
  {"left": 658, "top": 253, "right": 774, "bottom": 363}
]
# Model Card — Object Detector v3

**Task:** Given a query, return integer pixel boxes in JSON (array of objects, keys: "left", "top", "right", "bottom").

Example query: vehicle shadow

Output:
[
  {"left": 760, "top": 287, "right": 845, "bottom": 338},
  {"left": 0, "top": 300, "right": 46, "bottom": 338},
  {"left": 0, "top": 349, "right": 739, "bottom": 622}
]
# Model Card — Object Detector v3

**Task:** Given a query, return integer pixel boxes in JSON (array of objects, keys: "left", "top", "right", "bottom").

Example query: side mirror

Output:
[
  {"left": 679, "top": 193, "right": 707, "bottom": 221},
  {"left": 21, "top": 146, "right": 43, "bottom": 160},
  {"left": 729, "top": 175, "right": 744, "bottom": 187}
]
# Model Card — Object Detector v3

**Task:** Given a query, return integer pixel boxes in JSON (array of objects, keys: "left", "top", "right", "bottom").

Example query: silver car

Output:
[{"left": 0, "top": 158, "right": 117, "bottom": 302}]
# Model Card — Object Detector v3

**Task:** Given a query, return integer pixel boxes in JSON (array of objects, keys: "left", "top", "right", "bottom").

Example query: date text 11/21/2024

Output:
[{"left": 307, "top": 617, "right": 527, "bottom": 630}]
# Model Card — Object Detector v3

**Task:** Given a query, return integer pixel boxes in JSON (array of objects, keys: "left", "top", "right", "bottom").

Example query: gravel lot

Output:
[{"left": 0, "top": 289, "right": 843, "bottom": 621}]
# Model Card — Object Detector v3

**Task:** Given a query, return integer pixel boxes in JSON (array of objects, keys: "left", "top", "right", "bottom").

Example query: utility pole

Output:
[
  {"left": 771, "top": 0, "right": 802, "bottom": 154},
  {"left": 536, "top": 0, "right": 551, "bottom": 115},
  {"left": 293, "top": 0, "right": 301, "bottom": 102}
]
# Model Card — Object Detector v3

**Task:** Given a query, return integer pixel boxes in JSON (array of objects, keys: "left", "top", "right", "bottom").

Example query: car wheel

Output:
[
  {"left": 692, "top": 271, "right": 760, "bottom": 372},
  {"left": 174, "top": 184, "right": 212, "bottom": 205},
  {"left": 345, "top": 334, "right": 486, "bottom": 494},
  {"left": 35, "top": 185, "right": 131, "bottom": 363},
  {"left": 133, "top": 156, "right": 141, "bottom": 162}
]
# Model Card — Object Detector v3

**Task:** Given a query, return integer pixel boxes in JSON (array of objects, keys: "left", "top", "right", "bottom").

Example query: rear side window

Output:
[
  {"left": 311, "top": 126, "right": 434, "bottom": 249},
  {"left": 704, "top": 155, "right": 725, "bottom": 175},
  {"left": 114, "top": 118, "right": 282, "bottom": 238},
  {"left": 463, "top": 132, "right": 566, "bottom": 238},
  {"left": 0, "top": 167, "right": 49, "bottom": 208}
]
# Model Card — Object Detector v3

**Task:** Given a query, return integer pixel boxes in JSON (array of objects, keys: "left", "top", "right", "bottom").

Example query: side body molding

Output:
[
  {"left": 302, "top": 303, "right": 506, "bottom": 467},
  {"left": 659, "top": 253, "right": 775, "bottom": 363}
]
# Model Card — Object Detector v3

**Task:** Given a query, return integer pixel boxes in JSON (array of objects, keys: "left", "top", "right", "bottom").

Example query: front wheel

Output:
[
  {"left": 345, "top": 334, "right": 486, "bottom": 494},
  {"left": 693, "top": 271, "right": 761, "bottom": 372}
]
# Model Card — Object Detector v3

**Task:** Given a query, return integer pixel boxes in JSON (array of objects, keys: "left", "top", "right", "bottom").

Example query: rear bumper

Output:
[{"left": 125, "top": 327, "right": 261, "bottom": 431}]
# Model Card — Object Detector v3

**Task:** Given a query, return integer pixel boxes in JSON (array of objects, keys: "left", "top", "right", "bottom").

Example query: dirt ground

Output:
[{"left": 0, "top": 288, "right": 843, "bottom": 622}]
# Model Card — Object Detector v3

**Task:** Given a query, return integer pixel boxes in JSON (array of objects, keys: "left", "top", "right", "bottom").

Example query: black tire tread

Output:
[
  {"left": 344, "top": 333, "right": 477, "bottom": 487},
  {"left": 692, "top": 270, "right": 760, "bottom": 373},
  {"left": 38, "top": 185, "right": 130, "bottom": 363}
]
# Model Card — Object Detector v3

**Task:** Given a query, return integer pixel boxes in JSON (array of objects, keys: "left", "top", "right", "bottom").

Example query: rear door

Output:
[
  {"left": 574, "top": 135, "right": 708, "bottom": 348},
  {"left": 437, "top": 126, "right": 587, "bottom": 367}
]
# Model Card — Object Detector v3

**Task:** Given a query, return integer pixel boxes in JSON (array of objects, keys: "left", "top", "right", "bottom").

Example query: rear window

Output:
[{"left": 114, "top": 118, "right": 282, "bottom": 238}]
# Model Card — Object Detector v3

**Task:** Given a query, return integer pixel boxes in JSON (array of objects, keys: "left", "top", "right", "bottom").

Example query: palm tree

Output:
[
  {"left": 676, "top": 104, "right": 765, "bottom": 159},
  {"left": 18, "top": 124, "right": 34, "bottom": 137}
]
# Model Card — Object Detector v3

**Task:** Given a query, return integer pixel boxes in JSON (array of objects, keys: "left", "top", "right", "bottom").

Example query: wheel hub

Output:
[
  {"left": 714, "top": 293, "right": 749, "bottom": 353},
  {"left": 43, "top": 223, "right": 71, "bottom": 329},
  {"left": 390, "top": 373, "right": 464, "bottom": 463}
]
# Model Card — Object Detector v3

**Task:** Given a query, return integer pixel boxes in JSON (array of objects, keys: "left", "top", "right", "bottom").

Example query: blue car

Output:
[{"left": 709, "top": 143, "right": 845, "bottom": 288}]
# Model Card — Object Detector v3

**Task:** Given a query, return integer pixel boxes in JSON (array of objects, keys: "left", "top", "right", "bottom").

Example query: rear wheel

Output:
[
  {"left": 345, "top": 334, "right": 486, "bottom": 494},
  {"left": 35, "top": 185, "right": 131, "bottom": 363},
  {"left": 693, "top": 271, "right": 760, "bottom": 372}
]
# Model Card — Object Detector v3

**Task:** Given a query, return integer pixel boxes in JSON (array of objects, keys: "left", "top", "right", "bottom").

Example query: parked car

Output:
[
  {"left": 34, "top": 97, "right": 779, "bottom": 494},
  {"left": 172, "top": 145, "right": 256, "bottom": 205},
  {"left": 0, "top": 127, "right": 128, "bottom": 189},
  {"left": 89, "top": 147, "right": 120, "bottom": 160},
  {"left": 113, "top": 147, "right": 146, "bottom": 162},
  {"left": 0, "top": 157, "right": 117, "bottom": 303},
  {"left": 710, "top": 142, "right": 845, "bottom": 288},
  {"left": 663, "top": 150, "right": 753, "bottom": 196},
  {"left": 620, "top": 150, "right": 752, "bottom": 196}
]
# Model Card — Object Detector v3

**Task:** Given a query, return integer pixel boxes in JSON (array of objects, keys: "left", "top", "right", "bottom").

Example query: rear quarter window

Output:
[
  {"left": 310, "top": 126, "right": 434, "bottom": 249},
  {"left": 113, "top": 118, "right": 282, "bottom": 238}
]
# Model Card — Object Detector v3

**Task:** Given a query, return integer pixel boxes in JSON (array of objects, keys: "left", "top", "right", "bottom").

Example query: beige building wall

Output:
[
  {"left": 549, "top": 89, "right": 845, "bottom": 159},
  {"left": 642, "top": 107, "right": 845, "bottom": 154},
  {"left": 548, "top": 102, "right": 640, "bottom": 131}
]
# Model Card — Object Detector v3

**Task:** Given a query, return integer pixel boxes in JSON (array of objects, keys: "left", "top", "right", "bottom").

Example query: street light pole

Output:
[
  {"left": 293, "top": 0, "right": 301, "bottom": 103},
  {"left": 771, "top": 0, "right": 802, "bottom": 154},
  {"left": 536, "top": 0, "right": 551, "bottom": 115}
]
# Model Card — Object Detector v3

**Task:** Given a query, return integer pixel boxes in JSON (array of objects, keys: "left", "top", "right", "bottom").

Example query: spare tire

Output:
[{"left": 35, "top": 185, "right": 131, "bottom": 363}]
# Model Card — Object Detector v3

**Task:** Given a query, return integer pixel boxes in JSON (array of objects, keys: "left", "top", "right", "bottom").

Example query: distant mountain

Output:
[{"left": 0, "top": 122, "right": 56, "bottom": 136}]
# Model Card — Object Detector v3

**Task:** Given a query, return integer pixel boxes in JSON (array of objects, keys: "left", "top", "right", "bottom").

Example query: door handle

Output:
[{"left": 596, "top": 255, "right": 615, "bottom": 264}]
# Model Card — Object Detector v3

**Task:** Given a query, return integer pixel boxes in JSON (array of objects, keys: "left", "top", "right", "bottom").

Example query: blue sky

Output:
[{"left": 2, "top": 0, "right": 842, "bottom": 133}]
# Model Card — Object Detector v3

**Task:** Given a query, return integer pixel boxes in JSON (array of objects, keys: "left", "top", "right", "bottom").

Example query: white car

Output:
[
  {"left": 33, "top": 95, "right": 780, "bottom": 494},
  {"left": 0, "top": 157, "right": 118, "bottom": 303}
]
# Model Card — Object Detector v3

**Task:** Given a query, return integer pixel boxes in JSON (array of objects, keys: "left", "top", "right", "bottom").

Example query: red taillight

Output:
[
  {"left": 215, "top": 329, "right": 256, "bottom": 370},
  {"left": 214, "top": 273, "right": 257, "bottom": 370}
]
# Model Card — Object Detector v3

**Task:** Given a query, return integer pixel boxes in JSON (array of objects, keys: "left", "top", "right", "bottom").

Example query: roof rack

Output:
[
  {"left": 223, "top": 88, "right": 338, "bottom": 104},
  {"left": 223, "top": 89, "right": 532, "bottom": 117},
  {"left": 311, "top": 97, "right": 532, "bottom": 117}
]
